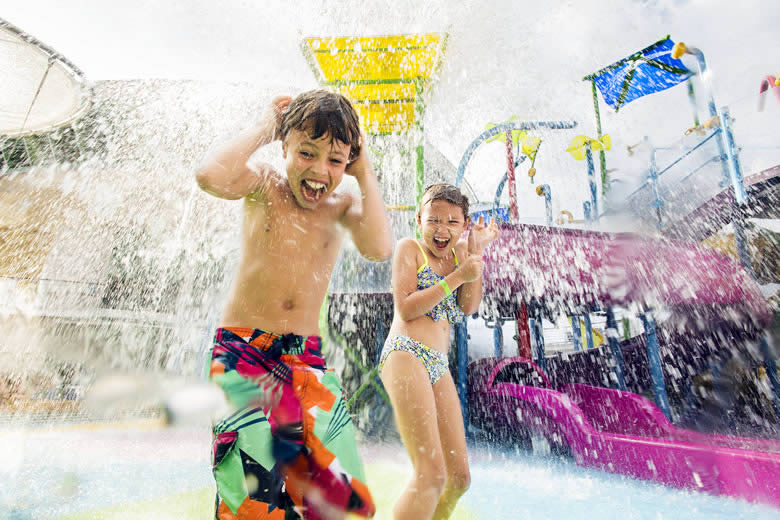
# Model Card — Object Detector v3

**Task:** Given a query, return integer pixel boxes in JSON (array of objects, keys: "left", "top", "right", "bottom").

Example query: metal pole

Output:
[
  {"left": 537, "top": 184, "right": 552, "bottom": 226},
  {"left": 720, "top": 107, "right": 754, "bottom": 277},
  {"left": 583, "top": 313, "right": 595, "bottom": 350},
  {"left": 571, "top": 315, "right": 582, "bottom": 352},
  {"left": 493, "top": 321, "right": 504, "bottom": 358},
  {"left": 585, "top": 144, "right": 598, "bottom": 220},
  {"left": 516, "top": 304, "right": 532, "bottom": 359},
  {"left": 687, "top": 79, "right": 700, "bottom": 127},
  {"left": 533, "top": 310, "right": 547, "bottom": 374},
  {"left": 648, "top": 143, "right": 664, "bottom": 229},
  {"left": 528, "top": 307, "right": 547, "bottom": 374},
  {"left": 535, "top": 312, "right": 547, "bottom": 374},
  {"left": 606, "top": 308, "right": 627, "bottom": 391},
  {"left": 689, "top": 48, "right": 731, "bottom": 188},
  {"left": 505, "top": 130, "right": 518, "bottom": 222},
  {"left": 641, "top": 312, "right": 672, "bottom": 419},
  {"left": 415, "top": 80, "right": 425, "bottom": 238},
  {"left": 759, "top": 336, "right": 780, "bottom": 417},
  {"left": 591, "top": 80, "right": 608, "bottom": 195},
  {"left": 455, "top": 320, "right": 469, "bottom": 428}
]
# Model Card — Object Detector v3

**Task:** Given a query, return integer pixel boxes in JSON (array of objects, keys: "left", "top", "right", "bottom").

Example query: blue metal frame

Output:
[
  {"left": 455, "top": 320, "right": 469, "bottom": 427},
  {"left": 606, "top": 308, "right": 627, "bottom": 391},
  {"left": 688, "top": 47, "right": 731, "bottom": 189},
  {"left": 455, "top": 120, "right": 577, "bottom": 188},
  {"left": 585, "top": 146, "right": 599, "bottom": 220},
  {"left": 648, "top": 146, "right": 664, "bottom": 229},
  {"left": 538, "top": 184, "right": 552, "bottom": 226},
  {"left": 492, "top": 157, "right": 526, "bottom": 216},
  {"left": 493, "top": 323, "right": 504, "bottom": 358},
  {"left": 583, "top": 313, "right": 595, "bottom": 350},
  {"left": 571, "top": 315, "right": 582, "bottom": 352},
  {"left": 641, "top": 312, "right": 672, "bottom": 419},
  {"left": 533, "top": 314, "right": 547, "bottom": 373}
]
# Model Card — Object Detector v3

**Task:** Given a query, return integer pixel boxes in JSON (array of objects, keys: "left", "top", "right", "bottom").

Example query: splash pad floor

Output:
[{"left": 1, "top": 422, "right": 778, "bottom": 519}]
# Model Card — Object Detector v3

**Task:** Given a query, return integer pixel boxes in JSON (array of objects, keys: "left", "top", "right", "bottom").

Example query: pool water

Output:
[{"left": 1, "top": 424, "right": 778, "bottom": 519}]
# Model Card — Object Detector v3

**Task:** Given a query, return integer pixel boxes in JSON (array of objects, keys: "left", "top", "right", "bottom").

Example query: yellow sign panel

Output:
[{"left": 302, "top": 34, "right": 446, "bottom": 134}]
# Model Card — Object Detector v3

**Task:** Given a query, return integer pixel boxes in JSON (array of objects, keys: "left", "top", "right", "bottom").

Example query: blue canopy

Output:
[{"left": 584, "top": 36, "right": 692, "bottom": 112}]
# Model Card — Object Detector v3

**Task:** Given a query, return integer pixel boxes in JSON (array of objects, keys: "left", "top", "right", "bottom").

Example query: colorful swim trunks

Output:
[{"left": 209, "top": 327, "right": 375, "bottom": 519}]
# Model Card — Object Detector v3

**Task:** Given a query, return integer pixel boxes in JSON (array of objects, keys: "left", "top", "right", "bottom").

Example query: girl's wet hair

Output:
[
  {"left": 417, "top": 183, "right": 470, "bottom": 219},
  {"left": 279, "top": 89, "right": 361, "bottom": 161}
]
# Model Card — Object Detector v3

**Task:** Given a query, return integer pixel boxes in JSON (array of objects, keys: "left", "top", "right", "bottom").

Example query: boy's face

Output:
[
  {"left": 282, "top": 127, "right": 350, "bottom": 209},
  {"left": 417, "top": 199, "right": 468, "bottom": 258}
]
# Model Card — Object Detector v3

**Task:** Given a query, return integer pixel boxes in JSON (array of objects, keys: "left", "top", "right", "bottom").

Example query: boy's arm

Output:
[
  {"left": 393, "top": 239, "right": 476, "bottom": 321},
  {"left": 195, "top": 96, "right": 291, "bottom": 200},
  {"left": 340, "top": 141, "right": 393, "bottom": 261}
]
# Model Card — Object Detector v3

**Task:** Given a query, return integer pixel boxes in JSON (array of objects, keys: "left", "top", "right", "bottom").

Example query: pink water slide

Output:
[{"left": 468, "top": 357, "right": 780, "bottom": 508}]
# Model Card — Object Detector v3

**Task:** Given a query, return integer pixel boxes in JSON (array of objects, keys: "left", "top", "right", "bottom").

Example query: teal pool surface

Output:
[{"left": 1, "top": 426, "right": 778, "bottom": 519}]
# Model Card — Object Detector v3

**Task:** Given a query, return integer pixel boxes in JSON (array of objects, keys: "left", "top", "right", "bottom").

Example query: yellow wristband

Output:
[{"left": 439, "top": 279, "right": 452, "bottom": 297}]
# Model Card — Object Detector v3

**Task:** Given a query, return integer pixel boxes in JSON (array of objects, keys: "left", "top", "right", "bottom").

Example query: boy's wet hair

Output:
[
  {"left": 418, "top": 183, "right": 470, "bottom": 220},
  {"left": 280, "top": 89, "right": 361, "bottom": 161}
]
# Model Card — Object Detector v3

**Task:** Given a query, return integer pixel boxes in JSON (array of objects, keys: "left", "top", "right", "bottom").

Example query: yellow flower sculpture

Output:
[{"left": 566, "top": 135, "right": 612, "bottom": 161}]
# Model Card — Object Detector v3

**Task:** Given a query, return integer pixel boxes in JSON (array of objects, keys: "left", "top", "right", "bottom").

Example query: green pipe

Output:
[
  {"left": 415, "top": 80, "right": 425, "bottom": 238},
  {"left": 591, "top": 80, "right": 608, "bottom": 195}
]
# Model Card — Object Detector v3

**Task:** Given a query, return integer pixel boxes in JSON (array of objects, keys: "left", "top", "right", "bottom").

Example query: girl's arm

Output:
[
  {"left": 457, "top": 217, "right": 499, "bottom": 314},
  {"left": 456, "top": 241, "right": 483, "bottom": 315},
  {"left": 392, "top": 238, "right": 477, "bottom": 321}
]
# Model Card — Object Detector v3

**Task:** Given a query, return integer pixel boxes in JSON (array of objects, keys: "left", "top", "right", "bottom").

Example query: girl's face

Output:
[{"left": 417, "top": 199, "right": 468, "bottom": 258}]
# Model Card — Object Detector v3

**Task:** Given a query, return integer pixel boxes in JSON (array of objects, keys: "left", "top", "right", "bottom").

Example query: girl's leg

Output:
[
  {"left": 381, "top": 350, "right": 446, "bottom": 520},
  {"left": 430, "top": 372, "right": 471, "bottom": 520}
]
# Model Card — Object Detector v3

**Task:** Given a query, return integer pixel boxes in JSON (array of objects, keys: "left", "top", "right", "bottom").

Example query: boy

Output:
[{"left": 196, "top": 90, "right": 392, "bottom": 520}]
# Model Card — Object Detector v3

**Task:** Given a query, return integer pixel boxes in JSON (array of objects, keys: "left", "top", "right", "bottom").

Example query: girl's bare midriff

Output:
[{"left": 388, "top": 313, "right": 451, "bottom": 354}]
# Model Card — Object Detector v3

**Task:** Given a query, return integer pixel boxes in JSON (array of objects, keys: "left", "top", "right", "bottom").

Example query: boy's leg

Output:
[
  {"left": 209, "top": 329, "right": 301, "bottom": 518},
  {"left": 209, "top": 328, "right": 374, "bottom": 519},
  {"left": 430, "top": 372, "right": 470, "bottom": 520},
  {"left": 283, "top": 359, "right": 375, "bottom": 519},
  {"left": 381, "top": 350, "right": 447, "bottom": 520}
]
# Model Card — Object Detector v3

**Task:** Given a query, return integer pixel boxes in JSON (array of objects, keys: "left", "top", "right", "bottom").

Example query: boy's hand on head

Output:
[
  {"left": 345, "top": 132, "right": 371, "bottom": 179},
  {"left": 468, "top": 216, "right": 500, "bottom": 255},
  {"left": 262, "top": 96, "right": 293, "bottom": 141}
]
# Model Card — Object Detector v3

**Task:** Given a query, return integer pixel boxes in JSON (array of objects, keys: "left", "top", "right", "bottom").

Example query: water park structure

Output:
[{"left": 2, "top": 7, "right": 780, "bottom": 517}]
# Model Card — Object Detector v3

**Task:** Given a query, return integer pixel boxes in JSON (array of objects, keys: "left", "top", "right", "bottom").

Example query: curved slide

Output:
[{"left": 468, "top": 357, "right": 780, "bottom": 509}]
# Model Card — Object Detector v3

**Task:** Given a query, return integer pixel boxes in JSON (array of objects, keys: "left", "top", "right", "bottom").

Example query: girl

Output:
[{"left": 379, "top": 184, "right": 499, "bottom": 519}]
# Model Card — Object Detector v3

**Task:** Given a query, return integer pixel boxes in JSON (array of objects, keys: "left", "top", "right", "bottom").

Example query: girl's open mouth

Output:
[{"left": 433, "top": 237, "right": 449, "bottom": 250}]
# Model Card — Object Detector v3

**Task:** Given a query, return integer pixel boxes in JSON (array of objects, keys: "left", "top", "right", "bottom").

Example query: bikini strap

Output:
[
  {"left": 414, "top": 240, "right": 429, "bottom": 274},
  {"left": 452, "top": 248, "right": 459, "bottom": 267}
]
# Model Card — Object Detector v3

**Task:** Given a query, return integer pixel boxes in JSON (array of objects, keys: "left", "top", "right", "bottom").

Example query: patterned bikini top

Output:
[{"left": 414, "top": 240, "right": 466, "bottom": 324}]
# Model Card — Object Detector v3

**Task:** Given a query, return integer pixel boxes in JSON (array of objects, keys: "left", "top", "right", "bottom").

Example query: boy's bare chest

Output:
[{"left": 244, "top": 199, "right": 343, "bottom": 258}]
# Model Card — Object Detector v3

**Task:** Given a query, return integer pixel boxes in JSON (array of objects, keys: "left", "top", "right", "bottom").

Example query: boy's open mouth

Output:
[
  {"left": 301, "top": 179, "right": 327, "bottom": 203},
  {"left": 433, "top": 236, "right": 449, "bottom": 250}
]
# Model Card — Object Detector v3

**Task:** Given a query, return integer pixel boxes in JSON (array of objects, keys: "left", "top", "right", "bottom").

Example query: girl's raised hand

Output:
[{"left": 468, "top": 215, "right": 500, "bottom": 255}]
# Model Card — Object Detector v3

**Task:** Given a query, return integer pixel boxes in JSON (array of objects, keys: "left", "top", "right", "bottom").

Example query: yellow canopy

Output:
[{"left": 302, "top": 34, "right": 447, "bottom": 135}]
